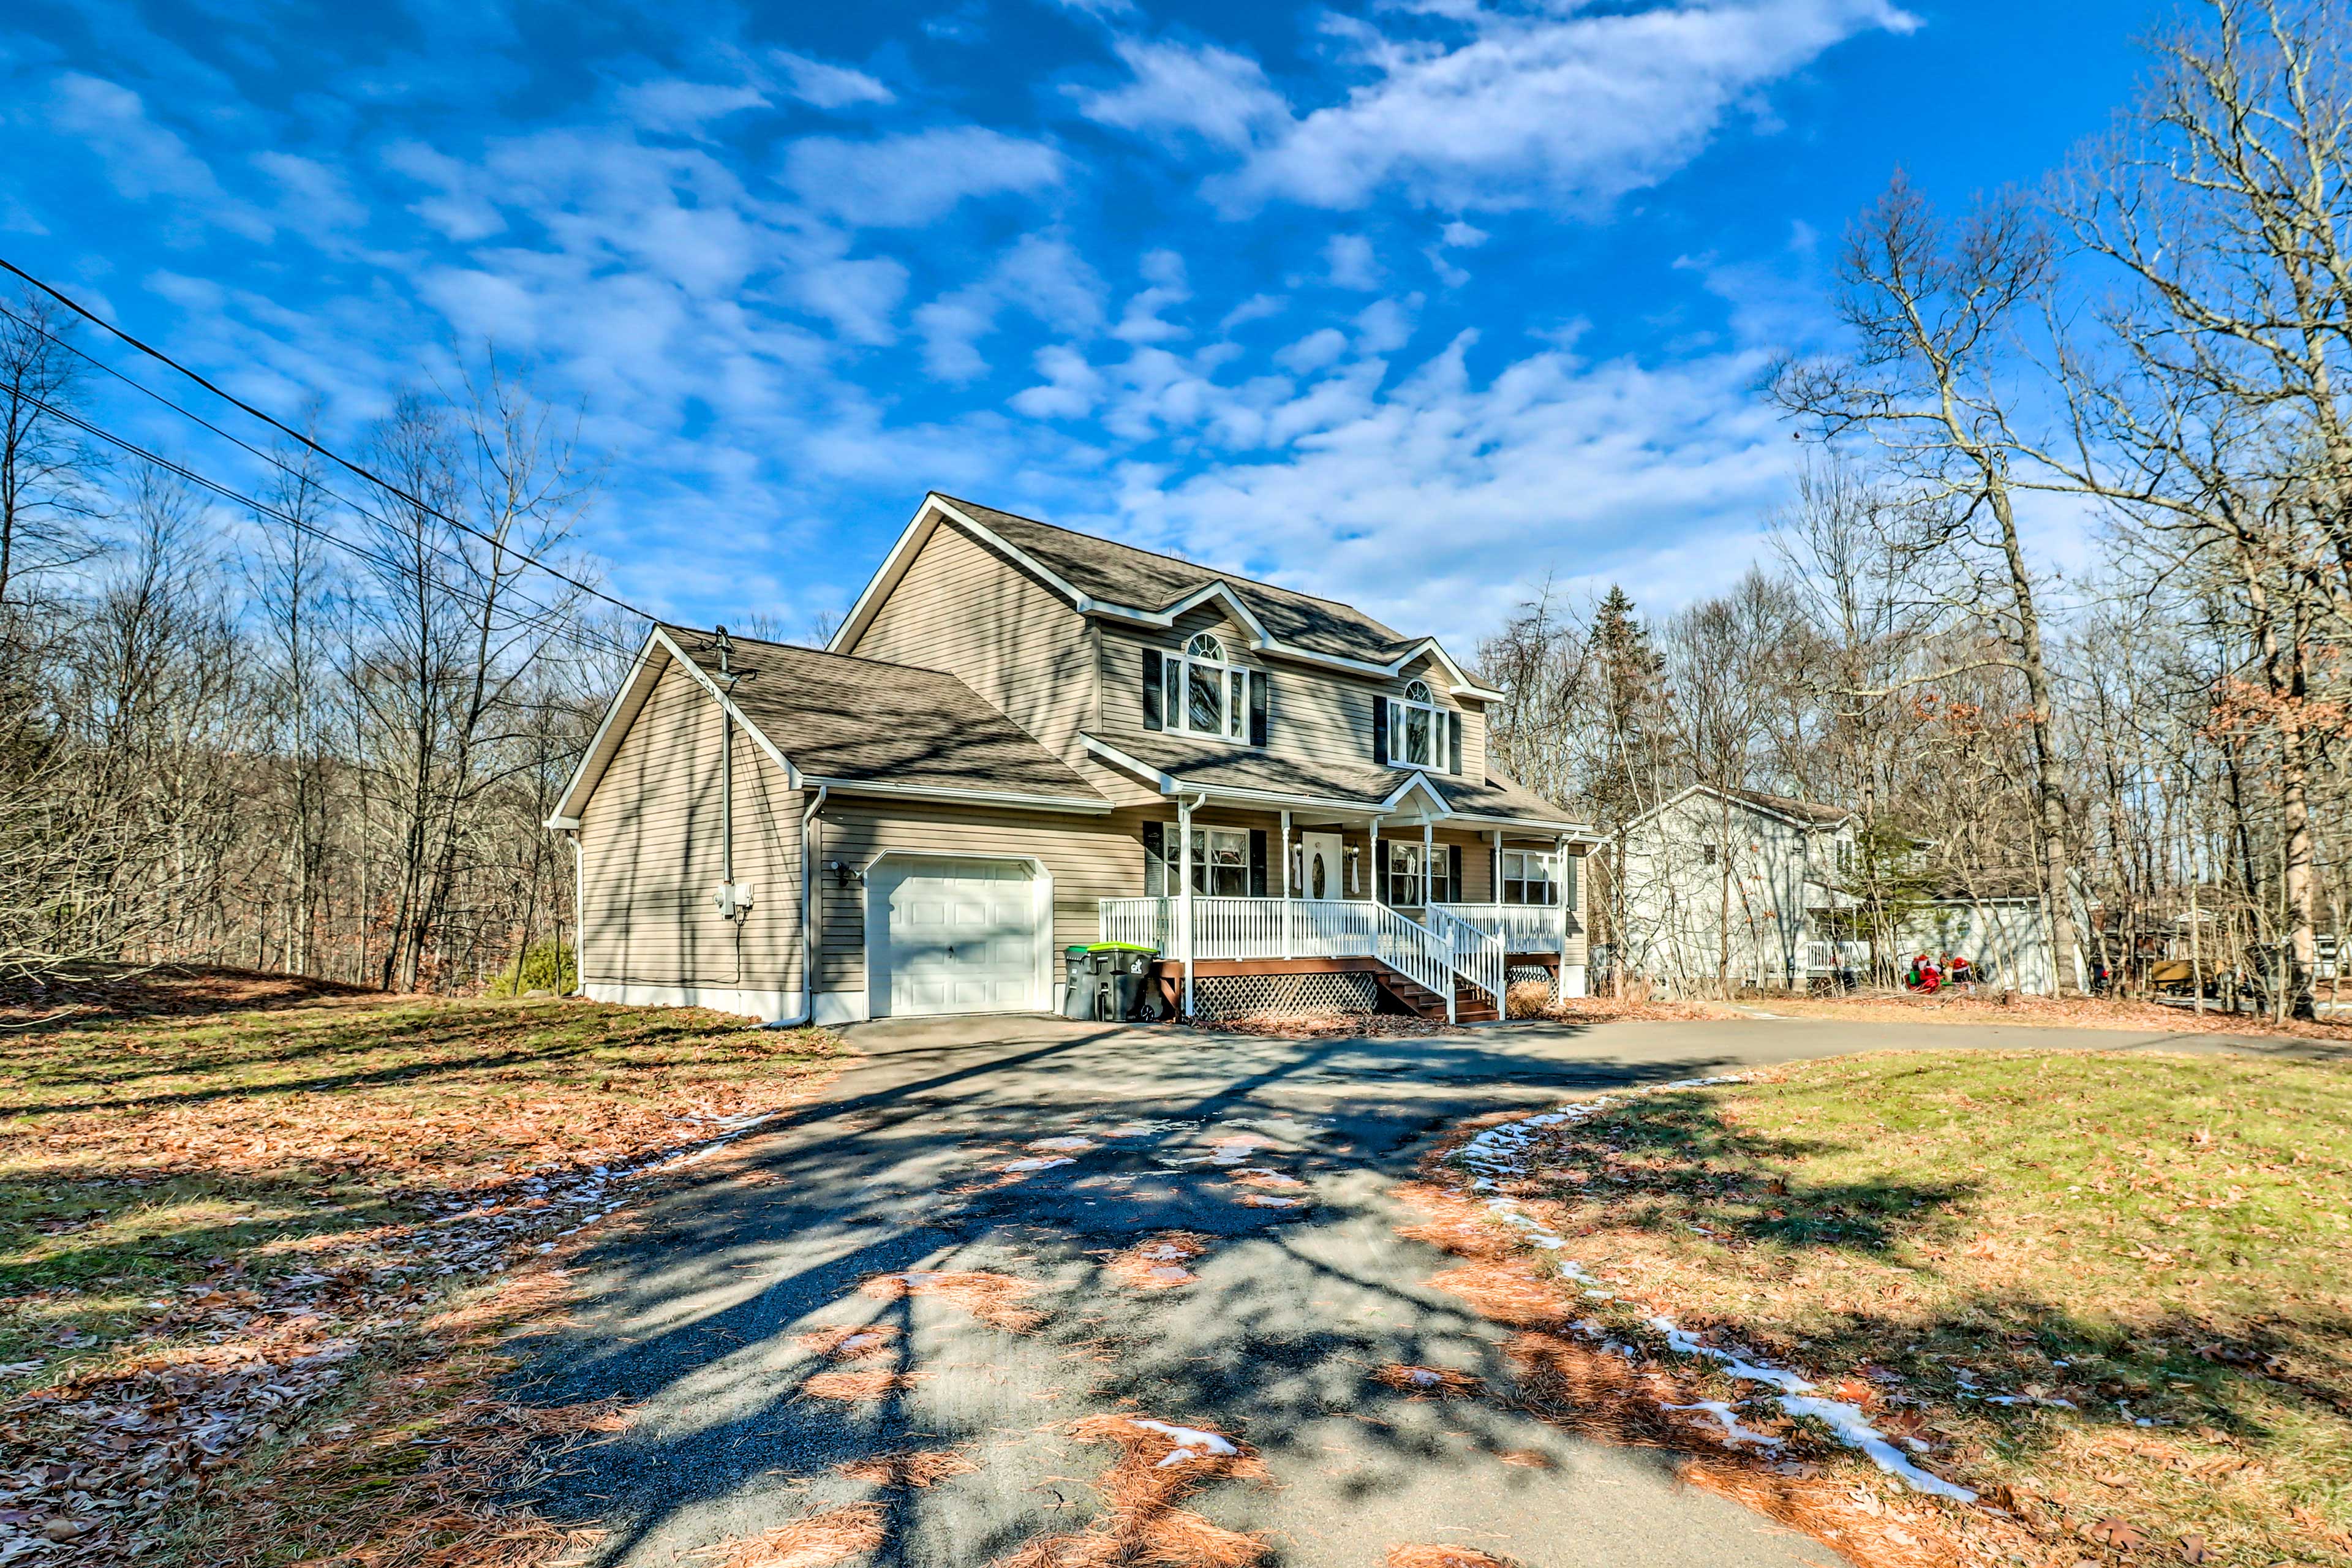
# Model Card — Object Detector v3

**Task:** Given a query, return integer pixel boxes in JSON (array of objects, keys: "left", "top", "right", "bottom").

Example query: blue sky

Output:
[{"left": 6, "top": 0, "right": 2165, "bottom": 650}]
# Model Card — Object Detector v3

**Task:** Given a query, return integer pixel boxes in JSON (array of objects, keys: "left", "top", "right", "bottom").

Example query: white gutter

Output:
[
  {"left": 799, "top": 784, "right": 827, "bottom": 1027},
  {"left": 805, "top": 775, "right": 1110, "bottom": 815}
]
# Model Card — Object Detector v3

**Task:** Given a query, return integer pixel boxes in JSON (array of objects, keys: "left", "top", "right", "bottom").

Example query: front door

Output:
[{"left": 1300, "top": 832, "right": 1344, "bottom": 901}]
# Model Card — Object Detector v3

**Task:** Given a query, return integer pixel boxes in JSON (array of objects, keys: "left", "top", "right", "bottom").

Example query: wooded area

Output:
[
  {"left": 1481, "top": 0, "right": 2352, "bottom": 1017},
  {"left": 0, "top": 293, "right": 622, "bottom": 1000}
]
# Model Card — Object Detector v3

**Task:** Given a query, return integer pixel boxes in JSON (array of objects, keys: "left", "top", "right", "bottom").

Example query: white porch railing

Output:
[
  {"left": 1431, "top": 902, "right": 1568, "bottom": 954},
  {"left": 1098, "top": 897, "right": 1502, "bottom": 1020},
  {"left": 1428, "top": 906, "right": 1505, "bottom": 1012},
  {"left": 1800, "top": 940, "right": 1871, "bottom": 976}
]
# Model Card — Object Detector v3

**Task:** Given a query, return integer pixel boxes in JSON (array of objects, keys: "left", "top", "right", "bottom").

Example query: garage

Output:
[{"left": 869, "top": 856, "right": 1045, "bottom": 1017}]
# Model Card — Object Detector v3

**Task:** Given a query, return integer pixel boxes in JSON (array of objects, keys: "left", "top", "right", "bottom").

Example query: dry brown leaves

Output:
[
  {"left": 802, "top": 1370, "right": 927, "bottom": 1403},
  {"left": 1395, "top": 1180, "right": 2045, "bottom": 1568},
  {"left": 834, "top": 1447, "right": 980, "bottom": 1488},
  {"left": 1106, "top": 1233, "right": 1212, "bottom": 1291},
  {"left": 1762, "top": 987, "right": 2352, "bottom": 1042},
  {"left": 998, "top": 1415, "right": 1267, "bottom": 1568},
  {"left": 694, "top": 1503, "right": 888, "bottom": 1568},
  {"left": 142, "top": 1257, "right": 628, "bottom": 1568},
  {"left": 795, "top": 1324, "right": 902, "bottom": 1360},
  {"left": 1505, "top": 985, "right": 1741, "bottom": 1023},
  {"left": 1226, "top": 1167, "right": 1308, "bottom": 1193},
  {"left": 858, "top": 1270, "right": 1045, "bottom": 1333},
  {"left": 1373, "top": 1364, "right": 1483, "bottom": 1399},
  {"left": 1384, "top": 1547, "right": 1518, "bottom": 1568}
]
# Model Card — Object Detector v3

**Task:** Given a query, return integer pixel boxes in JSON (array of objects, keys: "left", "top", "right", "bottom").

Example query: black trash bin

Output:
[
  {"left": 1061, "top": 946, "right": 1101, "bottom": 1019},
  {"left": 1085, "top": 942, "right": 1159, "bottom": 1021}
]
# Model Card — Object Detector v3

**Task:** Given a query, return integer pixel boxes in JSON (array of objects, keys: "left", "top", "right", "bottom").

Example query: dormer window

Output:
[
  {"left": 1143, "top": 631, "right": 1267, "bottom": 745},
  {"left": 1381, "top": 679, "right": 1458, "bottom": 773}
]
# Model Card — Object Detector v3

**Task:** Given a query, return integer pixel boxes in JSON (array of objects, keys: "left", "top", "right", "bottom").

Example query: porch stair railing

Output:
[{"left": 1427, "top": 905, "right": 1506, "bottom": 1020}]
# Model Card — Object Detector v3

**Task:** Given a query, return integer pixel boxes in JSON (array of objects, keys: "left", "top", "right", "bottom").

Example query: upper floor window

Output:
[
  {"left": 1144, "top": 632, "right": 1266, "bottom": 745},
  {"left": 1381, "top": 679, "right": 1458, "bottom": 772}
]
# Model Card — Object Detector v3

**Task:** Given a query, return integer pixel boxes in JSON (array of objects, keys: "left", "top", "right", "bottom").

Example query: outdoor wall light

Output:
[{"left": 827, "top": 859, "right": 863, "bottom": 888}]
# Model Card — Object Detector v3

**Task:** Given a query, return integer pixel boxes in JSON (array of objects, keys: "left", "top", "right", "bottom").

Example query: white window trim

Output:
[
  {"left": 1386, "top": 841, "right": 1455, "bottom": 905},
  {"left": 1501, "top": 849, "right": 1561, "bottom": 907},
  {"left": 1156, "top": 821, "right": 1251, "bottom": 897},
  {"left": 1385, "top": 679, "right": 1453, "bottom": 772},
  {"left": 1164, "top": 633, "right": 1253, "bottom": 744}
]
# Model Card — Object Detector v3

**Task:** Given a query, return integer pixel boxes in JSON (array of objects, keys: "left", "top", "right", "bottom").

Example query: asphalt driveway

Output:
[{"left": 514, "top": 1012, "right": 2323, "bottom": 1567}]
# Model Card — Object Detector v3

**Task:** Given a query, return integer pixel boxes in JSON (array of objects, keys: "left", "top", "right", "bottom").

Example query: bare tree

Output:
[{"left": 1774, "top": 175, "right": 2086, "bottom": 994}]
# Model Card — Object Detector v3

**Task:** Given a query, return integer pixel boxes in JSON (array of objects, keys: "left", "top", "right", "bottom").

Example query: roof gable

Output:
[
  {"left": 549, "top": 625, "right": 1109, "bottom": 824},
  {"left": 831, "top": 492, "right": 1499, "bottom": 697}
]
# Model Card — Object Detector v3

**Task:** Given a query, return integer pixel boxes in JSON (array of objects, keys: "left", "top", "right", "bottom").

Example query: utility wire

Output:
[
  {"left": 0, "top": 298, "right": 635, "bottom": 657},
  {"left": 0, "top": 252, "right": 665, "bottom": 630},
  {"left": 26, "top": 391, "right": 646, "bottom": 663}
]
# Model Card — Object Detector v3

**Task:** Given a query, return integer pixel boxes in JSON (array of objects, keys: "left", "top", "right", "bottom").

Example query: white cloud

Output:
[
  {"left": 617, "top": 78, "right": 769, "bottom": 135},
  {"left": 1099, "top": 336, "right": 1797, "bottom": 648},
  {"left": 1218, "top": 293, "right": 1286, "bottom": 333},
  {"left": 1325, "top": 233, "right": 1381, "bottom": 290},
  {"left": 771, "top": 49, "right": 894, "bottom": 109},
  {"left": 1441, "top": 220, "right": 1487, "bottom": 247},
  {"left": 1072, "top": 37, "right": 1287, "bottom": 150},
  {"left": 1083, "top": 1, "right": 1913, "bottom": 214},
  {"left": 383, "top": 140, "right": 505, "bottom": 241},
  {"left": 252, "top": 151, "right": 368, "bottom": 241},
  {"left": 49, "top": 72, "right": 271, "bottom": 240},
  {"left": 914, "top": 233, "right": 1106, "bottom": 380},
  {"left": 783, "top": 126, "right": 1063, "bottom": 227},
  {"left": 793, "top": 255, "right": 910, "bottom": 345},
  {"left": 1274, "top": 326, "right": 1346, "bottom": 374},
  {"left": 1011, "top": 344, "right": 1106, "bottom": 419}
]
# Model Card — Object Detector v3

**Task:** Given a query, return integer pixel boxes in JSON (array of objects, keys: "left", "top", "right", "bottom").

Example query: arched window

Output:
[
  {"left": 1387, "top": 677, "right": 1453, "bottom": 771},
  {"left": 1162, "top": 631, "right": 1251, "bottom": 742}
]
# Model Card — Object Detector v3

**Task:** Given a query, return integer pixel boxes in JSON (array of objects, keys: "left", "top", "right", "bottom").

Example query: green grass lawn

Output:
[
  {"left": 1491, "top": 1050, "right": 2352, "bottom": 1567},
  {"left": 0, "top": 984, "right": 839, "bottom": 1562}
]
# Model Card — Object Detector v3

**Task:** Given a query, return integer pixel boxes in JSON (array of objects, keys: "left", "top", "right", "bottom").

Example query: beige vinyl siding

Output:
[
  {"left": 846, "top": 522, "right": 1096, "bottom": 763},
  {"left": 1098, "top": 616, "right": 1494, "bottom": 786},
  {"left": 576, "top": 658, "right": 803, "bottom": 991},
  {"left": 813, "top": 801, "right": 1150, "bottom": 994}
]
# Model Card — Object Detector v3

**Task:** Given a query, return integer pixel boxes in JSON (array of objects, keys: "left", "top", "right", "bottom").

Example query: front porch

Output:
[{"left": 1099, "top": 895, "right": 1577, "bottom": 1023}]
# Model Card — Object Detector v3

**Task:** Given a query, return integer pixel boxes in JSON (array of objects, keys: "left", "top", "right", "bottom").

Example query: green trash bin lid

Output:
[{"left": 1085, "top": 941, "right": 1159, "bottom": 953}]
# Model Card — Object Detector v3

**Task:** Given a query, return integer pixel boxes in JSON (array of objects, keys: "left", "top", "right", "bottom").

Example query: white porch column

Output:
[
  {"left": 1555, "top": 833, "right": 1570, "bottom": 1003},
  {"left": 1369, "top": 815, "right": 1381, "bottom": 904},
  {"left": 1280, "top": 809, "right": 1293, "bottom": 960},
  {"left": 1422, "top": 818, "right": 1434, "bottom": 908},
  {"left": 1179, "top": 796, "right": 1196, "bottom": 1017},
  {"left": 1491, "top": 830, "right": 1502, "bottom": 911}
]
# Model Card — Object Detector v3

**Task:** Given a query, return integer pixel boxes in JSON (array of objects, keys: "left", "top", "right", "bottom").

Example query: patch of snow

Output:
[
  {"left": 1027, "top": 1136, "right": 1098, "bottom": 1153},
  {"left": 1131, "top": 1419, "right": 1239, "bottom": 1467},
  {"left": 1665, "top": 1400, "right": 1784, "bottom": 1446},
  {"left": 1001, "top": 1156, "right": 1074, "bottom": 1174},
  {"left": 1779, "top": 1396, "right": 1978, "bottom": 1502}
]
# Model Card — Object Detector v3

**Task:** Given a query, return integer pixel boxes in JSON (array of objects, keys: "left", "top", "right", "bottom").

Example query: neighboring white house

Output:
[
  {"left": 1617, "top": 785, "right": 2079, "bottom": 996},
  {"left": 1616, "top": 786, "right": 1861, "bottom": 992}
]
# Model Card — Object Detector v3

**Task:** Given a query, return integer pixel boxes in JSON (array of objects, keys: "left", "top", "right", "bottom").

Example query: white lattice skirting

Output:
[
  {"left": 1189, "top": 971, "right": 1378, "bottom": 1022},
  {"left": 1506, "top": 963, "right": 1556, "bottom": 986}
]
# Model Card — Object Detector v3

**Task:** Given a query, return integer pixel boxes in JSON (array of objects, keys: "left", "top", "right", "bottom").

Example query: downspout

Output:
[
  {"left": 799, "top": 784, "right": 827, "bottom": 1027},
  {"left": 1178, "top": 790, "right": 1206, "bottom": 1017}
]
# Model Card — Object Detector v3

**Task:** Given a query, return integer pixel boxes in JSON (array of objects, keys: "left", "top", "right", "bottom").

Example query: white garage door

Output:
[{"left": 872, "top": 858, "right": 1042, "bottom": 1017}]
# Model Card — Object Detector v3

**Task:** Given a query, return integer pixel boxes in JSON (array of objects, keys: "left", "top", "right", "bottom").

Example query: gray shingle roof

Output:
[
  {"left": 937, "top": 495, "right": 1419, "bottom": 663},
  {"left": 1727, "top": 788, "right": 1855, "bottom": 828},
  {"left": 665, "top": 627, "right": 1105, "bottom": 803},
  {"left": 1085, "top": 731, "right": 1580, "bottom": 828}
]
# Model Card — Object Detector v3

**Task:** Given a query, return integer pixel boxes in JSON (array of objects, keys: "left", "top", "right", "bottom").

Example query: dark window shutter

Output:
[
  {"left": 1142, "top": 821, "right": 1164, "bottom": 897},
  {"left": 1249, "top": 829, "right": 1268, "bottom": 897},
  {"left": 1248, "top": 671, "right": 1269, "bottom": 747},
  {"left": 1142, "top": 649, "right": 1163, "bottom": 731},
  {"left": 1372, "top": 695, "right": 1388, "bottom": 764},
  {"left": 1448, "top": 844, "right": 1462, "bottom": 902},
  {"left": 1449, "top": 714, "right": 1463, "bottom": 775}
]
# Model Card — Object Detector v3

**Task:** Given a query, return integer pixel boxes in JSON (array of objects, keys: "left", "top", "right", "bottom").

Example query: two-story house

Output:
[{"left": 548, "top": 494, "right": 1595, "bottom": 1025}]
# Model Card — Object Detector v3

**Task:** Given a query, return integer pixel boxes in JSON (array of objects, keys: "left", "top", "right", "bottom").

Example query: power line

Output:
[
  {"left": 24, "top": 390, "right": 645, "bottom": 664},
  {"left": 0, "top": 297, "right": 638, "bottom": 658},
  {"left": 0, "top": 252, "right": 665, "bottom": 631}
]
